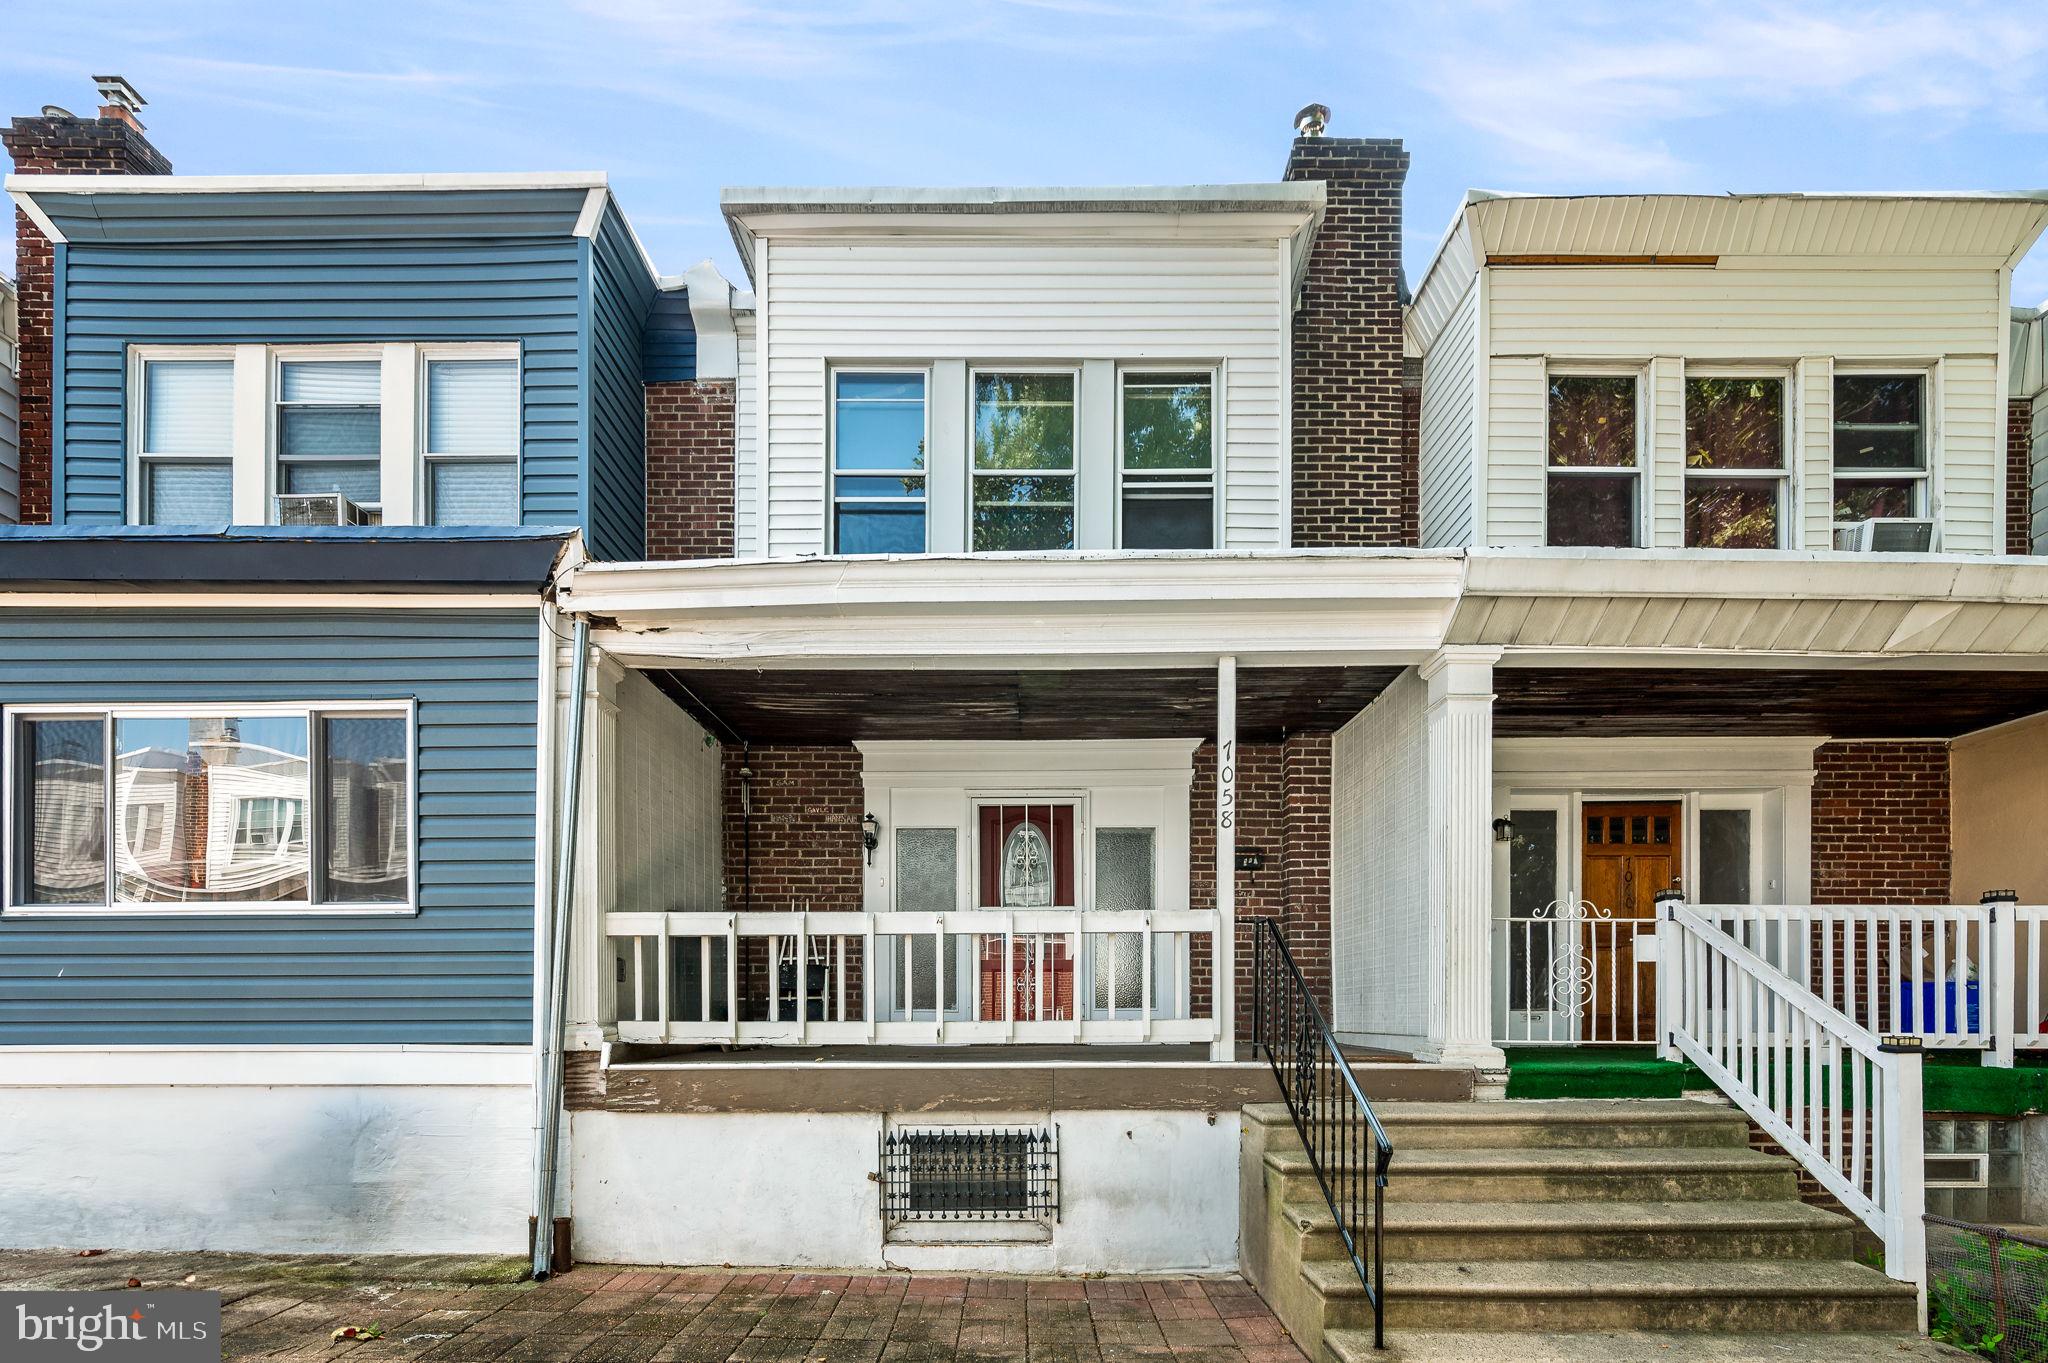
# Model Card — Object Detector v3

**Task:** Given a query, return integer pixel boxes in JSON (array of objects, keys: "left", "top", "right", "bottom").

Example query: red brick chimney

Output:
[
  {"left": 1282, "top": 114, "right": 1412, "bottom": 547},
  {"left": 3, "top": 77, "right": 171, "bottom": 525}
]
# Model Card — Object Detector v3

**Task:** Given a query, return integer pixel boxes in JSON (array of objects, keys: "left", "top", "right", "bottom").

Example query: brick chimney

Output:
[
  {"left": 3, "top": 78, "right": 171, "bottom": 525},
  {"left": 1282, "top": 119, "right": 1412, "bottom": 547}
]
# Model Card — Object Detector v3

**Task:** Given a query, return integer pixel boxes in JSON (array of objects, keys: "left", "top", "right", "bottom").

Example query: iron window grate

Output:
[{"left": 880, "top": 1125, "right": 1059, "bottom": 1223}]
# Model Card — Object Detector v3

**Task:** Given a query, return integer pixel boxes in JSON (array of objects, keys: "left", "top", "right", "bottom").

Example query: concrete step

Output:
[
  {"left": 1266, "top": 1144, "right": 1798, "bottom": 1204},
  {"left": 1304, "top": 1256, "right": 1918, "bottom": 1333},
  {"left": 1280, "top": 1197, "right": 1857, "bottom": 1262},
  {"left": 1373, "top": 1098, "right": 1750, "bottom": 1150},
  {"left": 1237, "top": 1061, "right": 1476, "bottom": 1115},
  {"left": 1328, "top": 1327, "right": 1968, "bottom": 1362}
]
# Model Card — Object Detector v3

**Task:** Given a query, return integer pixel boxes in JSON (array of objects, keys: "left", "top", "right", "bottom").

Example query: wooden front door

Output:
[{"left": 1579, "top": 801, "right": 1681, "bottom": 1041}]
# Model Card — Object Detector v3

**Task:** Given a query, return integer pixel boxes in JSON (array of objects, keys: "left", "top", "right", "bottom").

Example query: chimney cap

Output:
[
  {"left": 39, "top": 104, "right": 74, "bottom": 119},
  {"left": 1294, "top": 102, "right": 1330, "bottom": 138},
  {"left": 92, "top": 75, "right": 145, "bottom": 112}
]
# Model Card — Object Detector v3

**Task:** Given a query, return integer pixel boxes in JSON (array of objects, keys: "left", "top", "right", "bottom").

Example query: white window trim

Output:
[
  {"left": 2, "top": 698, "right": 419, "bottom": 919},
  {"left": 1681, "top": 363, "right": 1796, "bottom": 549},
  {"left": 1115, "top": 365, "right": 1222, "bottom": 551},
  {"left": 1830, "top": 364, "right": 1937, "bottom": 526},
  {"left": 126, "top": 345, "right": 239, "bottom": 526},
  {"left": 127, "top": 343, "right": 520, "bottom": 529},
  {"left": 1542, "top": 363, "right": 1649, "bottom": 549},
  {"left": 827, "top": 365, "right": 932, "bottom": 555},
  {"left": 968, "top": 365, "right": 1082, "bottom": 553},
  {"left": 417, "top": 343, "right": 523, "bottom": 529}
]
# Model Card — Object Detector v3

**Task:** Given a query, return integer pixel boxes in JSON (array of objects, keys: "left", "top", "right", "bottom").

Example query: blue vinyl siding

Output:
[
  {"left": 587, "top": 206, "right": 656, "bottom": 561},
  {"left": 642, "top": 289, "right": 697, "bottom": 383},
  {"left": 0, "top": 608, "right": 539, "bottom": 1045}
]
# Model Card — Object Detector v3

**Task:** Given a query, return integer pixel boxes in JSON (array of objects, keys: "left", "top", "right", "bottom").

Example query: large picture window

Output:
[
  {"left": 1684, "top": 375, "right": 1788, "bottom": 548},
  {"left": 6, "top": 703, "right": 413, "bottom": 913},
  {"left": 1545, "top": 373, "right": 1640, "bottom": 547},
  {"left": 973, "top": 372, "right": 1077, "bottom": 551}
]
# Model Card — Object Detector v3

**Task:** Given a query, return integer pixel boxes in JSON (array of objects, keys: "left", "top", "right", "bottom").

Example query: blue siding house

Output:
[{"left": 12, "top": 174, "right": 662, "bottom": 559}]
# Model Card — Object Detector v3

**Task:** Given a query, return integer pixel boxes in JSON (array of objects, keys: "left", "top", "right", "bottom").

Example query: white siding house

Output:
[
  {"left": 1408, "top": 192, "right": 2048, "bottom": 554},
  {"left": 724, "top": 186, "right": 1324, "bottom": 558}
]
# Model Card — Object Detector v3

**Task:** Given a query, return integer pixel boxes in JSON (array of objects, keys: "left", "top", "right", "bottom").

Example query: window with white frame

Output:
[
  {"left": 831, "top": 371, "right": 928, "bottom": 553},
  {"left": 1832, "top": 373, "right": 1928, "bottom": 525},
  {"left": 425, "top": 356, "right": 521, "bottom": 525},
  {"left": 276, "top": 359, "right": 384, "bottom": 520},
  {"left": 1684, "top": 375, "right": 1789, "bottom": 548},
  {"left": 1119, "top": 372, "right": 1215, "bottom": 549},
  {"left": 1545, "top": 372, "right": 1640, "bottom": 548},
  {"left": 137, "top": 357, "right": 236, "bottom": 524},
  {"left": 6, "top": 704, "right": 412, "bottom": 912},
  {"left": 972, "top": 372, "right": 1077, "bottom": 551}
]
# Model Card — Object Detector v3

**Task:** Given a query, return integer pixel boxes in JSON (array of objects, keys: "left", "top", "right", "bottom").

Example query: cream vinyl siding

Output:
[
  {"left": 1417, "top": 283, "right": 1478, "bottom": 546},
  {"left": 734, "top": 309, "right": 760, "bottom": 557},
  {"left": 757, "top": 235, "right": 1289, "bottom": 557},
  {"left": 1483, "top": 265, "right": 2009, "bottom": 550}
]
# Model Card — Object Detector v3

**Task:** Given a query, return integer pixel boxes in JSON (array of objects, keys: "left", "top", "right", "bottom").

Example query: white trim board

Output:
[{"left": 0, "top": 1045, "right": 536, "bottom": 1088}]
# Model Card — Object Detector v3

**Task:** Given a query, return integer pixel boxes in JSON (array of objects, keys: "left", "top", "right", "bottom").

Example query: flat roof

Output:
[
  {"left": 0, "top": 525, "right": 574, "bottom": 592},
  {"left": 4, "top": 172, "right": 609, "bottom": 196},
  {"left": 721, "top": 183, "right": 1324, "bottom": 217}
]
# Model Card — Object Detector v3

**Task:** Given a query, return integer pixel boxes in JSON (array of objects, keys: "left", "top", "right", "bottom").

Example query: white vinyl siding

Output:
[
  {"left": 1417, "top": 283, "right": 1478, "bottom": 546},
  {"left": 733, "top": 309, "right": 760, "bottom": 557},
  {"left": 757, "top": 236, "right": 1288, "bottom": 557},
  {"left": 1479, "top": 266, "right": 2009, "bottom": 550}
]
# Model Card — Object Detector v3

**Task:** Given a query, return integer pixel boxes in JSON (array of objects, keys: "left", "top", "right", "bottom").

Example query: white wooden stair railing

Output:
[{"left": 1655, "top": 892, "right": 1927, "bottom": 1306}]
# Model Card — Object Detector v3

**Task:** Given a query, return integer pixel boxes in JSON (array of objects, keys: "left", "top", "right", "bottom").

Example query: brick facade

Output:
[
  {"left": 2012, "top": 396, "right": 2035, "bottom": 557},
  {"left": 1282, "top": 136, "right": 1412, "bottom": 548},
  {"left": 646, "top": 379, "right": 736, "bottom": 560},
  {"left": 720, "top": 745, "right": 864, "bottom": 912},
  {"left": 2, "top": 113, "right": 170, "bottom": 526},
  {"left": 1810, "top": 740, "right": 1951, "bottom": 905}
]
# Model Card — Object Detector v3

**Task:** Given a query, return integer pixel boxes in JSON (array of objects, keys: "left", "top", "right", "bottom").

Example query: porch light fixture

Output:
[
  {"left": 1492, "top": 816, "right": 1516, "bottom": 844},
  {"left": 861, "top": 813, "right": 881, "bottom": 866}
]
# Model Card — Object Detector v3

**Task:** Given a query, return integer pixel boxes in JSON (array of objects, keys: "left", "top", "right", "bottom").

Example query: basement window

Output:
[
  {"left": 880, "top": 1125, "right": 1059, "bottom": 1222},
  {"left": 1925, "top": 1118, "right": 2022, "bottom": 1223},
  {"left": 1545, "top": 373, "right": 1639, "bottom": 548}
]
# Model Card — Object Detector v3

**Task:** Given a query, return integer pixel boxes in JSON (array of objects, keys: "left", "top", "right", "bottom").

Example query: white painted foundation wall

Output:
[
  {"left": 570, "top": 1108, "right": 1240, "bottom": 1273},
  {"left": 0, "top": 1050, "right": 533, "bottom": 1254}
]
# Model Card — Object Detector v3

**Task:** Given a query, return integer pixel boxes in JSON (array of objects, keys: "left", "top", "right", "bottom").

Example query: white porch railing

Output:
[
  {"left": 1657, "top": 896, "right": 1926, "bottom": 1294},
  {"left": 606, "top": 909, "right": 1220, "bottom": 1046}
]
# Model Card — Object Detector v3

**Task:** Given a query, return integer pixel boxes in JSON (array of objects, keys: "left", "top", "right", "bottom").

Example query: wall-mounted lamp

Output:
[
  {"left": 1492, "top": 817, "right": 1516, "bottom": 844},
  {"left": 861, "top": 813, "right": 881, "bottom": 866}
]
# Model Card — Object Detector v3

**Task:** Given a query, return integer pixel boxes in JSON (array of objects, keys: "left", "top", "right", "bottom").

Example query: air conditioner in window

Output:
[
  {"left": 1833, "top": 517, "right": 1935, "bottom": 553},
  {"left": 274, "top": 493, "right": 373, "bottom": 527}
]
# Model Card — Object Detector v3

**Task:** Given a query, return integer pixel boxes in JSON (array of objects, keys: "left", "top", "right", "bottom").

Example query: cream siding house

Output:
[{"left": 1408, "top": 192, "right": 2048, "bottom": 554}]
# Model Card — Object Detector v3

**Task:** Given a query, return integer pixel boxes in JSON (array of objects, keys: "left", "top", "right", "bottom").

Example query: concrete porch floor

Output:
[{"left": 0, "top": 1249, "right": 1308, "bottom": 1362}]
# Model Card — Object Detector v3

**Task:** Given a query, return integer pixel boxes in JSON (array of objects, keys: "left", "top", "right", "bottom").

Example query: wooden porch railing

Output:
[{"left": 606, "top": 909, "right": 1220, "bottom": 1046}]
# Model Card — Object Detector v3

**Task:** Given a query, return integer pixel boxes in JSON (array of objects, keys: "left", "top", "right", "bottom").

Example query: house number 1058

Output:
[{"left": 1218, "top": 739, "right": 1236, "bottom": 830}]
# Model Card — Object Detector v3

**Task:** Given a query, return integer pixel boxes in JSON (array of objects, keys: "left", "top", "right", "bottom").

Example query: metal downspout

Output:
[{"left": 531, "top": 617, "right": 590, "bottom": 1280}]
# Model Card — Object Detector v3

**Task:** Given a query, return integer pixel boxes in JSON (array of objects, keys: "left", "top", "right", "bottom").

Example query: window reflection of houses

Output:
[
  {"left": 114, "top": 718, "right": 311, "bottom": 904},
  {"left": 324, "top": 751, "right": 409, "bottom": 900},
  {"left": 28, "top": 753, "right": 107, "bottom": 902}
]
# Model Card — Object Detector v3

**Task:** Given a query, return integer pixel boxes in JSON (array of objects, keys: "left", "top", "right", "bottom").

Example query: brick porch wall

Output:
[
  {"left": 646, "top": 379, "right": 736, "bottom": 560},
  {"left": 1810, "top": 740, "right": 1951, "bottom": 905},
  {"left": 2012, "top": 397, "right": 2035, "bottom": 557},
  {"left": 2, "top": 113, "right": 171, "bottom": 525},
  {"left": 720, "top": 745, "right": 864, "bottom": 913}
]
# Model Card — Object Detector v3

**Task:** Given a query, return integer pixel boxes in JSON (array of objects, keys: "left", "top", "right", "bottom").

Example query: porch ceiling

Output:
[
  {"left": 650, "top": 665, "right": 1402, "bottom": 743},
  {"left": 1493, "top": 666, "right": 2048, "bottom": 738}
]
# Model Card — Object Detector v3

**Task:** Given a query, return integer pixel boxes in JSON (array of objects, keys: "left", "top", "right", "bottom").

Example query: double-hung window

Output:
[
  {"left": 1545, "top": 373, "right": 1640, "bottom": 547},
  {"left": 1119, "top": 372, "right": 1215, "bottom": 549},
  {"left": 831, "top": 372, "right": 928, "bottom": 553},
  {"left": 138, "top": 358, "right": 235, "bottom": 524},
  {"left": 425, "top": 357, "right": 521, "bottom": 525},
  {"left": 276, "top": 360, "right": 384, "bottom": 521},
  {"left": 6, "top": 703, "right": 413, "bottom": 913},
  {"left": 1684, "top": 375, "right": 1788, "bottom": 548},
  {"left": 972, "top": 372, "right": 1077, "bottom": 551},
  {"left": 1832, "top": 373, "right": 1928, "bottom": 524}
]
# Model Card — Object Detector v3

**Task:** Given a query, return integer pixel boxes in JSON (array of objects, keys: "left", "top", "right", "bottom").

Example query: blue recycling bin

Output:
[{"left": 1895, "top": 978, "right": 1980, "bottom": 1034}]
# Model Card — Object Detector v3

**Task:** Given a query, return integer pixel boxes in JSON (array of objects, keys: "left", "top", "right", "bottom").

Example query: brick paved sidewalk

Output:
[{"left": 0, "top": 1249, "right": 1308, "bottom": 1363}]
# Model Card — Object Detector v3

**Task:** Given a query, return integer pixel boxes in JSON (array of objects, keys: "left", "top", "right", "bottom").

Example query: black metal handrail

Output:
[{"left": 1251, "top": 916, "right": 1393, "bottom": 1350}]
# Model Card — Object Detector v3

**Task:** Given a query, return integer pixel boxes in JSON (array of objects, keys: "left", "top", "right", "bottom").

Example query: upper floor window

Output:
[
  {"left": 425, "top": 358, "right": 520, "bottom": 525},
  {"left": 277, "top": 360, "right": 383, "bottom": 521},
  {"left": 973, "top": 372, "right": 1076, "bottom": 551},
  {"left": 831, "top": 371, "right": 927, "bottom": 553},
  {"left": 1546, "top": 374, "right": 1639, "bottom": 548},
  {"left": 1833, "top": 374, "right": 1927, "bottom": 523},
  {"left": 138, "top": 358, "right": 235, "bottom": 524},
  {"left": 7, "top": 703, "right": 412, "bottom": 914},
  {"left": 1685, "top": 376, "right": 1787, "bottom": 549},
  {"left": 1120, "top": 372, "right": 1215, "bottom": 550}
]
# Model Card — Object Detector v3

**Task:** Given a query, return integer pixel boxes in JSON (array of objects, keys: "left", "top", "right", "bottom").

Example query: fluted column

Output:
[{"left": 1422, "top": 646, "right": 1506, "bottom": 1071}]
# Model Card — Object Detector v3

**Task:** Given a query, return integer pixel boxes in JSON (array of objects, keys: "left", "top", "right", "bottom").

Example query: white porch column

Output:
[
  {"left": 1422, "top": 646, "right": 1507, "bottom": 1072},
  {"left": 564, "top": 649, "right": 622, "bottom": 1050},
  {"left": 1213, "top": 655, "right": 1237, "bottom": 1062}
]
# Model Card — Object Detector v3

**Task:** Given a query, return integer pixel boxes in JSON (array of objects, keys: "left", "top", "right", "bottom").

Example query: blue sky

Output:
[{"left": 6, "top": 1, "right": 2047, "bottom": 303}]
